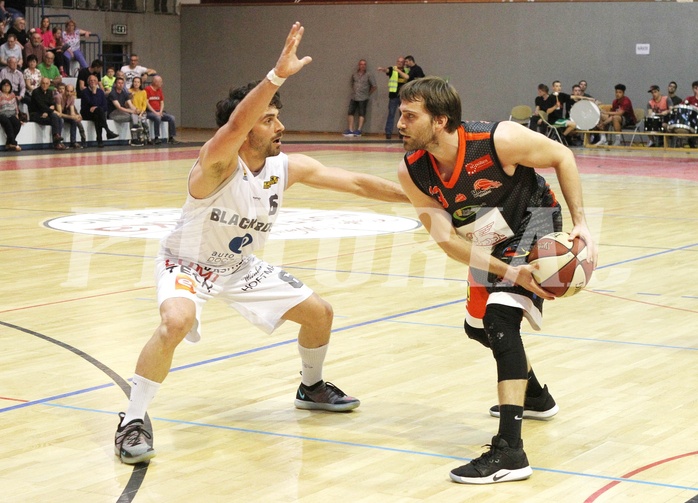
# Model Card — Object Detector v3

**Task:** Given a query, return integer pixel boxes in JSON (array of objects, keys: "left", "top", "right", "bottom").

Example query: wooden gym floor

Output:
[{"left": 1, "top": 132, "right": 697, "bottom": 502}]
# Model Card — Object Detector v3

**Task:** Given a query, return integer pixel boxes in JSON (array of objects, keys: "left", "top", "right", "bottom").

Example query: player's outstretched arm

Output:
[
  {"left": 287, "top": 153, "right": 408, "bottom": 203},
  {"left": 198, "top": 22, "right": 312, "bottom": 179}
]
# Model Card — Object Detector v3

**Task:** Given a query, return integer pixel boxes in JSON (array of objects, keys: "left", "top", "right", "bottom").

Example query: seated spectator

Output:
[
  {"left": 50, "top": 26, "right": 68, "bottom": 77},
  {"left": 547, "top": 80, "right": 577, "bottom": 144},
  {"left": 22, "top": 53, "right": 40, "bottom": 102},
  {"left": 681, "top": 80, "right": 698, "bottom": 148},
  {"left": 29, "top": 77, "right": 65, "bottom": 150},
  {"left": 0, "top": 55, "right": 24, "bottom": 103},
  {"left": 120, "top": 54, "right": 156, "bottom": 89},
  {"left": 22, "top": 31, "right": 44, "bottom": 70},
  {"left": 62, "top": 19, "right": 91, "bottom": 72},
  {"left": 6, "top": 16, "right": 27, "bottom": 47},
  {"left": 0, "top": 20, "right": 7, "bottom": 48},
  {"left": 647, "top": 84, "right": 671, "bottom": 147},
  {"left": 145, "top": 75, "right": 178, "bottom": 144},
  {"left": 0, "top": 77, "right": 21, "bottom": 151},
  {"left": 129, "top": 75, "right": 150, "bottom": 144},
  {"left": 0, "top": 33, "right": 22, "bottom": 68},
  {"left": 667, "top": 81, "right": 681, "bottom": 106},
  {"left": 36, "top": 16, "right": 53, "bottom": 48},
  {"left": 101, "top": 66, "right": 115, "bottom": 93},
  {"left": 529, "top": 83, "right": 555, "bottom": 134},
  {"left": 54, "top": 81, "right": 86, "bottom": 149},
  {"left": 77, "top": 59, "right": 102, "bottom": 93},
  {"left": 597, "top": 83, "right": 636, "bottom": 146},
  {"left": 108, "top": 76, "right": 144, "bottom": 146},
  {"left": 80, "top": 74, "right": 117, "bottom": 148},
  {"left": 38, "top": 51, "right": 61, "bottom": 89}
]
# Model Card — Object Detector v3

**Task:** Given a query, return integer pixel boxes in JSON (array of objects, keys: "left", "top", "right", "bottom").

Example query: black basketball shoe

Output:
[
  {"left": 489, "top": 384, "right": 559, "bottom": 420},
  {"left": 450, "top": 436, "right": 532, "bottom": 484}
]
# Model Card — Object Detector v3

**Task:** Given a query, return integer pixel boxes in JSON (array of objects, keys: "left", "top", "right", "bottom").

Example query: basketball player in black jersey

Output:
[{"left": 396, "top": 77, "right": 597, "bottom": 484}]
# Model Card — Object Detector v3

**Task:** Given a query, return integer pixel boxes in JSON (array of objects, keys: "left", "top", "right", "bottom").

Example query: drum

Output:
[
  {"left": 569, "top": 100, "right": 601, "bottom": 130},
  {"left": 667, "top": 104, "right": 698, "bottom": 134},
  {"left": 644, "top": 116, "right": 664, "bottom": 133}
]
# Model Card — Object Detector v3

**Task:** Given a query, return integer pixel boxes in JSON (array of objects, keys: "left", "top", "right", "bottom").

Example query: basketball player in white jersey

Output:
[{"left": 114, "top": 22, "right": 409, "bottom": 464}]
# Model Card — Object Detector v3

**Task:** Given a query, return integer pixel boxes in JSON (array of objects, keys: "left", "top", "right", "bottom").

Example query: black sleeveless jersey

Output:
[{"left": 404, "top": 121, "right": 560, "bottom": 255}]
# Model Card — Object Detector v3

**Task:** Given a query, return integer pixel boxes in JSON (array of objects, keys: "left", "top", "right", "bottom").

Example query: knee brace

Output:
[
  {"left": 463, "top": 318, "right": 490, "bottom": 348},
  {"left": 483, "top": 304, "right": 527, "bottom": 382}
]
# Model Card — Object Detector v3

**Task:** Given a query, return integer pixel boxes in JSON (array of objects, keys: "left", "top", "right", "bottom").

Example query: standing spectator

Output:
[
  {"left": 77, "top": 59, "right": 102, "bottom": 93},
  {"left": 403, "top": 55, "right": 425, "bottom": 82},
  {"left": 101, "top": 66, "right": 115, "bottom": 93},
  {"left": 0, "top": 55, "right": 24, "bottom": 103},
  {"left": 29, "top": 76, "right": 65, "bottom": 150},
  {"left": 22, "top": 31, "right": 45, "bottom": 70},
  {"left": 108, "top": 76, "right": 143, "bottom": 146},
  {"left": 0, "top": 33, "right": 22, "bottom": 68},
  {"left": 80, "top": 74, "right": 118, "bottom": 148},
  {"left": 667, "top": 81, "right": 681, "bottom": 106},
  {"left": 0, "top": 77, "right": 21, "bottom": 151},
  {"left": 377, "top": 56, "right": 408, "bottom": 139},
  {"left": 6, "top": 16, "right": 27, "bottom": 47},
  {"left": 120, "top": 54, "right": 156, "bottom": 89},
  {"left": 54, "top": 82, "right": 86, "bottom": 149},
  {"left": 343, "top": 58, "right": 376, "bottom": 137},
  {"left": 62, "top": 19, "right": 91, "bottom": 72},
  {"left": 597, "top": 83, "right": 635, "bottom": 146},
  {"left": 38, "top": 51, "right": 61, "bottom": 89},
  {"left": 145, "top": 75, "right": 178, "bottom": 144},
  {"left": 23, "top": 53, "right": 40, "bottom": 102}
]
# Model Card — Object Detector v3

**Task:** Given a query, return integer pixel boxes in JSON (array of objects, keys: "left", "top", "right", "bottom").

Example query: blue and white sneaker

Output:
[
  {"left": 353, "top": 130, "right": 362, "bottom": 136},
  {"left": 343, "top": 129, "right": 354, "bottom": 137}
]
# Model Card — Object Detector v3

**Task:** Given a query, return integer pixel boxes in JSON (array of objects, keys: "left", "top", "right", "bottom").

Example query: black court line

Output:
[{"left": 0, "top": 320, "right": 150, "bottom": 503}]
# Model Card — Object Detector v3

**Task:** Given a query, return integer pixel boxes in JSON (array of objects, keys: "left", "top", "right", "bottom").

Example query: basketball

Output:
[{"left": 527, "top": 231, "right": 593, "bottom": 298}]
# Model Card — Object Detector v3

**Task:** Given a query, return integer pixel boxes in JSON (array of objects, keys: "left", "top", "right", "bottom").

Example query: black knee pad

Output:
[
  {"left": 483, "top": 304, "right": 527, "bottom": 382},
  {"left": 463, "top": 318, "right": 490, "bottom": 348}
]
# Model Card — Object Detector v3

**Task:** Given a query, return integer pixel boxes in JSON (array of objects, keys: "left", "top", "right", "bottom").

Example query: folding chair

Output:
[
  {"left": 539, "top": 111, "right": 565, "bottom": 144},
  {"left": 508, "top": 105, "right": 533, "bottom": 126}
]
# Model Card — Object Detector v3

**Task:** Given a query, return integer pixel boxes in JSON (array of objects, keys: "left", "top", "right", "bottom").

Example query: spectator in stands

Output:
[
  {"left": 62, "top": 19, "right": 91, "bottom": 73},
  {"left": 22, "top": 31, "right": 44, "bottom": 70},
  {"left": 547, "top": 80, "right": 577, "bottom": 144},
  {"left": 0, "top": 55, "right": 24, "bottom": 103},
  {"left": 23, "top": 53, "right": 40, "bottom": 102},
  {"left": 6, "top": 16, "right": 27, "bottom": 47},
  {"left": 0, "top": 20, "right": 7, "bottom": 48},
  {"left": 597, "top": 83, "right": 636, "bottom": 146},
  {"left": 37, "top": 16, "right": 53, "bottom": 48},
  {"left": 55, "top": 81, "right": 86, "bottom": 149},
  {"left": 145, "top": 75, "right": 178, "bottom": 144},
  {"left": 101, "top": 65, "right": 115, "bottom": 93},
  {"left": 81, "top": 73, "right": 118, "bottom": 148},
  {"left": 0, "top": 32, "right": 22, "bottom": 68},
  {"left": 77, "top": 59, "right": 102, "bottom": 93},
  {"left": 29, "top": 76, "right": 65, "bottom": 150},
  {"left": 120, "top": 54, "right": 156, "bottom": 89},
  {"left": 0, "top": 77, "right": 22, "bottom": 151},
  {"left": 529, "top": 83, "right": 555, "bottom": 134},
  {"left": 108, "top": 76, "right": 144, "bottom": 146},
  {"left": 129, "top": 75, "right": 150, "bottom": 144},
  {"left": 647, "top": 84, "right": 671, "bottom": 147},
  {"left": 38, "top": 51, "right": 60, "bottom": 89},
  {"left": 50, "top": 26, "right": 68, "bottom": 77}
]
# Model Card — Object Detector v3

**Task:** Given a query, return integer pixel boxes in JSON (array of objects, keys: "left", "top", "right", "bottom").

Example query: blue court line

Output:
[{"left": 39, "top": 402, "right": 698, "bottom": 494}]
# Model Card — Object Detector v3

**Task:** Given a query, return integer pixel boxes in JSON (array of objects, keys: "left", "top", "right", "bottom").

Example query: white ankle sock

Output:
[
  {"left": 122, "top": 374, "right": 160, "bottom": 426},
  {"left": 298, "top": 344, "right": 328, "bottom": 386}
]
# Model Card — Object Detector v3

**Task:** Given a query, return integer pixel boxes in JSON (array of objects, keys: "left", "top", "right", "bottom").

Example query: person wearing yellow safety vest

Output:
[{"left": 377, "top": 56, "right": 409, "bottom": 139}]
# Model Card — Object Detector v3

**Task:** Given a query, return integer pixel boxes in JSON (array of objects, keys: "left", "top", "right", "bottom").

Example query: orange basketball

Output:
[{"left": 527, "top": 232, "right": 593, "bottom": 298}]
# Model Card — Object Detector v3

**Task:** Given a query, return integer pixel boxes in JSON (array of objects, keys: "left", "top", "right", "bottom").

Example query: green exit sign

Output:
[{"left": 112, "top": 24, "right": 127, "bottom": 35}]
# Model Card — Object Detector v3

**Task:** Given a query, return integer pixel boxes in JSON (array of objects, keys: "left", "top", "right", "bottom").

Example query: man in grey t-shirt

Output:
[{"left": 344, "top": 59, "right": 376, "bottom": 136}]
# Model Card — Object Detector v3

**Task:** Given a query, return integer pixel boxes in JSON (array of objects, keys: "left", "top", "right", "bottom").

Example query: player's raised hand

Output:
[{"left": 274, "top": 22, "right": 313, "bottom": 79}]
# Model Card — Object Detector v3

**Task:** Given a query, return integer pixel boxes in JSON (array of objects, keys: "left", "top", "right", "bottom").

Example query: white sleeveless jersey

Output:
[{"left": 160, "top": 153, "right": 288, "bottom": 274}]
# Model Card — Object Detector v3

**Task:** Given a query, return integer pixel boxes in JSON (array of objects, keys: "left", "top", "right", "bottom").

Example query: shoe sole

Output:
[
  {"left": 489, "top": 404, "right": 559, "bottom": 420},
  {"left": 294, "top": 398, "right": 360, "bottom": 412},
  {"left": 115, "top": 445, "right": 156, "bottom": 464},
  {"left": 449, "top": 466, "right": 532, "bottom": 484}
]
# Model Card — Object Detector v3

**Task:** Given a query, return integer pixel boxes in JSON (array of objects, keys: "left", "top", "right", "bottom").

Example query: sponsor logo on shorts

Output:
[
  {"left": 241, "top": 264, "right": 275, "bottom": 292},
  {"left": 175, "top": 274, "right": 196, "bottom": 294}
]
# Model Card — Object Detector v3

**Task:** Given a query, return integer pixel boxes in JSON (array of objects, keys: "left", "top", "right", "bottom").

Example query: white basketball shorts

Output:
[{"left": 155, "top": 255, "right": 314, "bottom": 342}]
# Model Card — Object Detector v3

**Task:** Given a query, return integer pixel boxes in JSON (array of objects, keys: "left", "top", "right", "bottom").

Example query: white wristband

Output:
[{"left": 266, "top": 69, "right": 286, "bottom": 87}]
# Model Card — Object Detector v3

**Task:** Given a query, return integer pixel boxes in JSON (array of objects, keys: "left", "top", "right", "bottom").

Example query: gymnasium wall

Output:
[{"left": 180, "top": 2, "right": 698, "bottom": 133}]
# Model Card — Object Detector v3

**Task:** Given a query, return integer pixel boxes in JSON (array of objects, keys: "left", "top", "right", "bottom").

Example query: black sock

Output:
[
  {"left": 497, "top": 404, "right": 523, "bottom": 447},
  {"left": 526, "top": 369, "right": 544, "bottom": 398}
]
